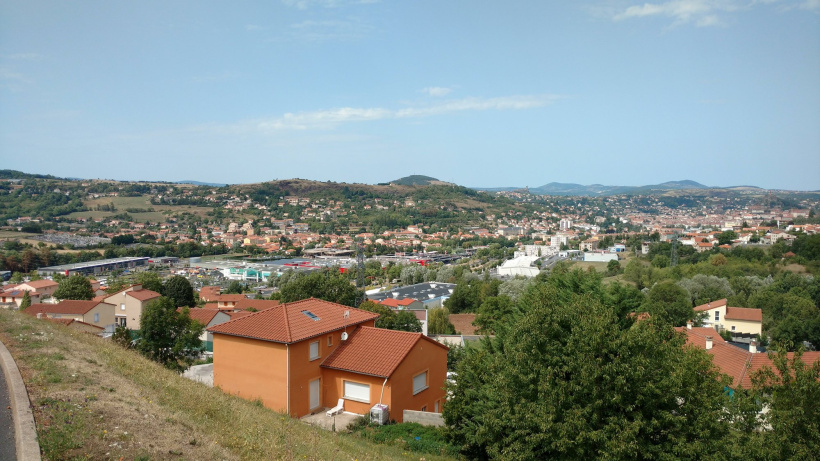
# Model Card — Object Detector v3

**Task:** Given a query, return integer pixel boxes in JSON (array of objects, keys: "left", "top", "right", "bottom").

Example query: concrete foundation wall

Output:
[{"left": 403, "top": 410, "right": 444, "bottom": 427}]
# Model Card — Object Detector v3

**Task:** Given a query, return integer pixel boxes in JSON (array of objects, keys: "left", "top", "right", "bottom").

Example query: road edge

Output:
[{"left": 0, "top": 339, "right": 41, "bottom": 461}]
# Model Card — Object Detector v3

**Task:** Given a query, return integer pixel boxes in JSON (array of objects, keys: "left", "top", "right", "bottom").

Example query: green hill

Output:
[
  {"left": 0, "top": 309, "right": 453, "bottom": 460},
  {"left": 390, "top": 175, "right": 441, "bottom": 186}
]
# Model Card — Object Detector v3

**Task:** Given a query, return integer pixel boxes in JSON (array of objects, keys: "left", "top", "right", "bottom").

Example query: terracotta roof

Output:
[
  {"left": 742, "top": 351, "right": 820, "bottom": 389},
  {"left": 183, "top": 308, "right": 221, "bottom": 326},
  {"left": 225, "top": 311, "right": 255, "bottom": 320},
  {"left": 694, "top": 299, "right": 728, "bottom": 312},
  {"left": 725, "top": 307, "right": 762, "bottom": 322},
  {"left": 233, "top": 299, "right": 280, "bottom": 311},
  {"left": 203, "top": 302, "right": 218, "bottom": 309},
  {"left": 321, "top": 326, "right": 448, "bottom": 378},
  {"left": 103, "top": 284, "right": 142, "bottom": 298},
  {"left": 216, "top": 294, "right": 246, "bottom": 302},
  {"left": 46, "top": 318, "right": 104, "bottom": 330},
  {"left": 208, "top": 298, "right": 379, "bottom": 344},
  {"left": 449, "top": 314, "right": 477, "bottom": 335},
  {"left": 126, "top": 289, "right": 161, "bottom": 302},
  {"left": 25, "top": 300, "right": 112, "bottom": 316},
  {"left": 22, "top": 280, "right": 59, "bottom": 289},
  {"left": 199, "top": 286, "right": 222, "bottom": 301},
  {"left": 674, "top": 326, "right": 727, "bottom": 348},
  {"left": 378, "top": 298, "right": 418, "bottom": 308}
]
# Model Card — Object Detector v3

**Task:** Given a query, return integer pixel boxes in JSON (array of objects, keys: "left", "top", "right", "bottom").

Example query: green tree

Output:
[
  {"left": 112, "top": 324, "right": 132, "bottom": 349},
  {"left": 748, "top": 344, "right": 820, "bottom": 458},
  {"left": 136, "top": 297, "right": 203, "bottom": 372},
  {"left": 645, "top": 280, "right": 693, "bottom": 326},
  {"left": 444, "top": 284, "right": 731, "bottom": 459},
  {"left": 19, "top": 290, "right": 31, "bottom": 310},
  {"left": 53, "top": 274, "right": 94, "bottom": 300},
  {"left": 428, "top": 307, "right": 456, "bottom": 335},
  {"left": 718, "top": 230, "right": 738, "bottom": 246},
  {"left": 473, "top": 296, "right": 515, "bottom": 335},
  {"left": 136, "top": 271, "right": 163, "bottom": 293},
  {"left": 393, "top": 310, "right": 423, "bottom": 333},
  {"left": 163, "top": 275, "right": 195, "bottom": 307},
  {"left": 606, "top": 258, "right": 621, "bottom": 275},
  {"left": 279, "top": 270, "right": 361, "bottom": 307},
  {"left": 224, "top": 280, "right": 244, "bottom": 294},
  {"left": 9, "top": 271, "right": 24, "bottom": 284}
]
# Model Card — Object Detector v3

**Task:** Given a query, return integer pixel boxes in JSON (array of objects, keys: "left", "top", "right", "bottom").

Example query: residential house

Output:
[
  {"left": 694, "top": 299, "right": 762, "bottom": 336},
  {"left": 0, "top": 289, "right": 42, "bottom": 308},
  {"left": 208, "top": 298, "right": 448, "bottom": 421},
  {"left": 15, "top": 279, "right": 59, "bottom": 299},
  {"left": 24, "top": 300, "right": 116, "bottom": 331},
  {"left": 46, "top": 318, "right": 106, "bottom": 334},
  {"left": 101, "top": 285, "right": 161, "bottom": 330},
  {"left": 183, "top": 308, "right": 232, "bottom": 352}
]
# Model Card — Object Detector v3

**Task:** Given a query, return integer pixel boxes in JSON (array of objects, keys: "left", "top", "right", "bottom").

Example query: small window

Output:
[
  {"left": 94, "top": 313, "right": 100, "bottom": 323},
  {"left": 413, "top": 371, "right": 428, "bottom": 395},
  {"left": 120, "top": 303, "right": 125, "bottom": 311},
  {"left": 301, "top": 310, "right": 321, "bottom": 321},
  {"left": 343, "top": 381, "right": 370, "bottom": 403},
  {"left": 327, "top": 335, "right": 333, "bottom": 347},
  {"left": 731, "top": 325, "right": 736, "bottom": 331},
  {"left": 421, "top": 406, "right": 427, "bottom": 412},
  {"left": 714, "top": 311, "right": 720, "bottom": 321},
  {"left": 434, "top": 400, "right": 440, "bottom": 412},
  {"left": 309, "top": 341, "right": 320, "bottom": 360}
]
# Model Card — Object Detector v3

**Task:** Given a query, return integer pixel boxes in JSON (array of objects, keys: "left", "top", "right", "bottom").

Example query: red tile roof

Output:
[
  {"left": 694, "top": 299, "right": 728, "bottom": 312},
  {"left": 46, "top": 318, "right": 104, "bottom": 330},
  {"left": 216, "top": 294, "right": 246, "bottom": 302},
  {"left": 183, "top": 308, "right": 222, "bottom": 326},
  {"left": 725, "top": 307, "right": 762, "bottom": 322},
  {"left": 126, "top": 289, "right": 161, "bottom": 302},
  {"left": 199, "top": 286, "right": 222, "bottom": 301},
  {"left": 378, "top": 298, "right": 418, "bottom": 308},
  {"left": 208, "top": 298, "right": 379, "bottom": 344},
  {"left": 742, "top": 351, "right": 820, "bottom": 389},
  {"left": 321, "top": 326, "right": 448, "bottom": 378},
  {"left": 24, "top": 300, "right": 112, "bottom": 316},
  {"left": 225, "top": 311, "right": 255, "bottom": 320},
  {"left": 22, "top": 280, "right": 59, "bottom": 289}
]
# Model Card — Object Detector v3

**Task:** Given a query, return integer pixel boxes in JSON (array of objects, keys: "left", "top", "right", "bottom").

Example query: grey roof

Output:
[{"left": 367, "top": 282, "right": 456, "bottom": 302}]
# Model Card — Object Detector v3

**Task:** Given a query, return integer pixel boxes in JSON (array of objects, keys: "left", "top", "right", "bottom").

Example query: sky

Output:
[{"left": 1, "top": 0, "right": 819, "bottom": 190}]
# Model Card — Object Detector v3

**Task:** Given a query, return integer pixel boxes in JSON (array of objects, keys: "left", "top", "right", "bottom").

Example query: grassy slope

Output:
[{"left": 0, "top": 310, "right": 453, "bottom": 460}]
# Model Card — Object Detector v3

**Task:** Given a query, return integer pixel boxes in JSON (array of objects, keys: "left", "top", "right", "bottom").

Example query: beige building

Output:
[
  {"left": 16, "top": 279, "right": 60, "bottom": 299},
  {"left": 694, "top": 298, "right": 762, "bottom": 336},
  {"left": 24, "top": 300, "right": 116, "bottom": 331},
  {"left": 102, "top": 284, "right": 161, "bottom": 330}
]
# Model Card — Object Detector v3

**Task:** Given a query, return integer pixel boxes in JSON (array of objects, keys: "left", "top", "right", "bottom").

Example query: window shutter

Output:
[
  {"left": 413, "top": 372, "right": 427, "bottom": 394},
  {"left": 343, "top": 381, "right": 370, "bottom": 402}
]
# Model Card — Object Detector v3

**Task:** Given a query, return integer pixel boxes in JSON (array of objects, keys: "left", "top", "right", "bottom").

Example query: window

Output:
[
  {"left": 327, "top": 335, "right": 333, "bottom": 347},
  {"left": 94, "top": 313, "right": 99, "bottom": 323},
  {"left": 309, "top": 341, "right": 320, "bottom": 360},
  {"left": 714, "top": 311, "right": 720, "bottom": 322},
  {"left": 413, "top": 371, "right": 428, "bottom": 395},
  {"left": 434, "top": 400, "right": 440, "bottom": 413},
  {"left": 343, "top": 381, "right": 370, "bottom": 403},
  {"left": 731, "top": 325, "right": 736, "bottom": 331},
  {"left": 120, "top": 303, "right": 125, "bottom": 311},
  {"left": 421, "top": 406, "right": 427, "bottom": 412}
]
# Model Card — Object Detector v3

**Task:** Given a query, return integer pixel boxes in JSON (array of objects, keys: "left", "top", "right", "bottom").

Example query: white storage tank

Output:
[{"left": 370, "top": 404, "right": 389, "bottom": 425}]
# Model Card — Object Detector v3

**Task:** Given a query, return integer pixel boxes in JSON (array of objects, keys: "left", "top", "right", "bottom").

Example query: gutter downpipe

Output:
[
  {"left": 378, "top": 376, "right": 388, "bottom": 405},
  {"left": 286, "top": 344, "right": 290, "bottom": 416}
]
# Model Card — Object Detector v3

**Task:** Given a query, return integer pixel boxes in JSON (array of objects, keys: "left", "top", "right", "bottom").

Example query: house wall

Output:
[
  {"left": 212, "top": 334, "right": 289, "bottom": 413},
  {"left": 321, "top": 369, "right": 391, "bottom": 418},
  {"left": 725, "top": 318, "right": 762, "bottom": 335},
  {"left": 82, "top": 302, "right": 116, "bottom": 329},
  {"left": 699, "top": 306, "right": 727, "bottom": 329},
  {"left": 387, "top": 338, "right": 448, "bottom": 421},
  {"left": 288, "top": 321, "right": 376, "bottom": 418},
  {"left": 322, "top": 337, "right": 447, "bottom": 423}
]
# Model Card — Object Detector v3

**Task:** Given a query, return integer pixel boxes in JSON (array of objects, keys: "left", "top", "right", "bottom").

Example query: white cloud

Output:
[
  {"left": 218, "top": 94, "right": 560, "bottom": 132},
  {"left": 609, "top": 0, "right": 813, "bottom": 26},
  {"left": 421, "top": 87, "right": 453, "bottom": 97}
]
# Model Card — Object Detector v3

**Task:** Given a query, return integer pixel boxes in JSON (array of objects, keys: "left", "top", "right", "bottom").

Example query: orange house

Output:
[{"left": 209, "top": 298, "right": 448, "bottom": 421}]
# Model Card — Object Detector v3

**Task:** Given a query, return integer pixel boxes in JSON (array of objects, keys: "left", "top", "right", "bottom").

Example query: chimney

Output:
[
  {"left": 705, "top": 336, "right": 713, "bottom": 350},
  {"left": 750, "top": 339, "right": 758, "bottom": 354},
  {"left": 686, "top": 322, "right": 692, "bottom": 330}
]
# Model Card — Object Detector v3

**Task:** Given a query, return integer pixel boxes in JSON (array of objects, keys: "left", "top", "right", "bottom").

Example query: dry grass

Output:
[{"left": 0, "top": 310, "right": 454, "bottom": 460}]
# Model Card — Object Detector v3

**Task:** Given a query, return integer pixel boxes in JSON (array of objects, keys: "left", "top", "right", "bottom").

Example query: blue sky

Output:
[{"left": 2, "top": 1, "right": 819, "bottom": 190}]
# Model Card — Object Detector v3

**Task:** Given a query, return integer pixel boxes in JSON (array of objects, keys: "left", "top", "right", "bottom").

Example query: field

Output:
[
  {"left": 66, "top": 195, "right": 214, "bottom": 223},
  {"left": 0, "top": 309, "right": 453, "bottom": 460}
]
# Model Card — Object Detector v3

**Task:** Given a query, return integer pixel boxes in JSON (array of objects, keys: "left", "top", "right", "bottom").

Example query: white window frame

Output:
[
  {"left": 343, "top": 381, "right": 370, "bottom": 403},
  {"left": 413, "top": 371, "right": 428, "bottom": 395},
  {"left": 715, "top": 311, "right": 720, "bottom": 321},
  {"left": 309, "top": 341, "right": 320, "bottom": 361}
]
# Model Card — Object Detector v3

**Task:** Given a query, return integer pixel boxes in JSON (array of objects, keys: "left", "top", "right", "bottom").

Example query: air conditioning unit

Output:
[{"left": 370, "top": 404, "right": 389, "bottom": 425}]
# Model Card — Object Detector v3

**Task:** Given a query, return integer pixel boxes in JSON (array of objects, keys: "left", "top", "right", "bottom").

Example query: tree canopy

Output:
[
  {"left": 162, "top": 275, "right": 195, "bottom": 307},
  {"left": 444, "top": 279, "right": 731, "bottom": 460},
  {"left": 136, "top": 296, "right": 203, "bottom": 372},
  {"left": 53, "top": 274, "right": 94, "bottom": 300},
  {"left": 278, "top": 270, "right": 361, "bottom": 307}
]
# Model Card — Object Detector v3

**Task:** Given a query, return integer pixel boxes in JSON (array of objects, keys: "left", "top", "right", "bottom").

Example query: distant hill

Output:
[
  {"left": 176, "top": 180, "right": 227, "bottom": 187},
  {"left": 389, "top": 175, "right": 441, "bottom": 186},
  {"left": 478, "top": 180, "right": 712, "bottom": 197},
  {"left": 0, "top": 169, "right": 60, "bottom": 180}
]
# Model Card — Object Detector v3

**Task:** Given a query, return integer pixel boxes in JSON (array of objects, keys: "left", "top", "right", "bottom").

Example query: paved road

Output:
[{"left": 0, "top": 362, "right": 16, "bottom": 460}]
